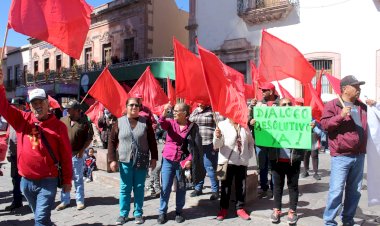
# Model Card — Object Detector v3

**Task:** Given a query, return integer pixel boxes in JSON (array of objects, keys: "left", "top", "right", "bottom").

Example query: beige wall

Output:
[{"left": 152, "top": 0, "right": 189, "bottom": 57}]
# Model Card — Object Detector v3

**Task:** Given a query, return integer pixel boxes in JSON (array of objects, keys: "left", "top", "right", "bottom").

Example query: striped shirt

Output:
[{"left": 189, "top": 107, "right": 223, "bottom": 145}]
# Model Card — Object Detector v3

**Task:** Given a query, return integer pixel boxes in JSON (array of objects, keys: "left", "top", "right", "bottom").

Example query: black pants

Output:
[
  {"left": 10, "top": 158, "right": 23, "bottom": 205},
  {"left": 303, "top": 149, "right": 319, "bottom": 173},
  {"left": 271, "top": 161, "right": 301, "bottom": 211},
  {"left": 220, "top": 164, "right": 247, "bottom": 210}
]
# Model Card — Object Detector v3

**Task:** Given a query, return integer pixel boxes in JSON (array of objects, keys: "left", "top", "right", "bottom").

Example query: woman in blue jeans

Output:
[
  {"left": 108, "top": 97, "right": 158, "bottom": 225},
  {"left": 157, "top": 103, "right": 205, "bottom": 224}
]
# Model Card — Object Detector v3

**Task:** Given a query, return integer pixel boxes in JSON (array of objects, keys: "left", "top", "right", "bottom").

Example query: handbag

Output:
[
  {"left": 216, "top": 150, "right": 233, "bottom": 181},
  {"left": 36, "top": 124, "right": 63, "bottom": 188},
  {"left": 216, "top": 124, "right": 241, "bottom": 181},
  {"left": 126, "top": 118, "right": 150, "bottom": 169}
]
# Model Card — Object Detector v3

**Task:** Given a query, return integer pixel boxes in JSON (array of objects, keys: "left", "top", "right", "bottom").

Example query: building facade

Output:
[
  {"left": 8, "top": 0, "right": 188, "bottom": 103},
  {"left": 190, "top": 0, "right": 380, "bottom": 101}
]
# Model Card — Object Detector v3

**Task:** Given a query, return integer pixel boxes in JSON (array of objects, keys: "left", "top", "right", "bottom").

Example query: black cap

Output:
[
  {"left": 11, "top": 97, "right": 26, "bottom": 106},
  {"left": 340, "top": 75, "right": 365, "bottom": 87},
  {"left": 66, "top": 100, "right": 81, "bottom": 110}
]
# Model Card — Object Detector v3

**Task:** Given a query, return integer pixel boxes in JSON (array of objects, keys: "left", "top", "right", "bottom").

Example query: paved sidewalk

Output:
[{"left": 1, "top": 152, "right": 379, "bottom": 226}]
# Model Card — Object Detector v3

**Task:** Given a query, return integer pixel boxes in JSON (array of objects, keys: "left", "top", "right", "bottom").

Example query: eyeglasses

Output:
[
  {"left": 173, "top": 109, "right": 183, "bottom": 113},
  {"left": 127, "top": 104, "right": 140, "bottom": 108},
  {"left": 280, "top": 102, "right": 292, "bottom": 106},
  {"left": 261, "top": 89, "right": 270, "bottom": 92}
]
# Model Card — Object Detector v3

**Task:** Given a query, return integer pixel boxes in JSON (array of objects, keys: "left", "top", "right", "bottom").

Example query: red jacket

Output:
[
  {"left": 321, "top": 98, "right": 367, "bottom": 156},
  {"left": 0, "top": 86, "right": 72, "bottom": 184}
]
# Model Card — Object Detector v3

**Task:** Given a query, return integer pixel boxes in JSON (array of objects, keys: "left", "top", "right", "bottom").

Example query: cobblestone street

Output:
[{"left": 1, "top": 151, "right": 379, "bottom": 226}]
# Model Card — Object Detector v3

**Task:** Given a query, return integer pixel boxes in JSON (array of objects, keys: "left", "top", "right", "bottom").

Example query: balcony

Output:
[{"left": 237, "top": 0, "right": 299, "bottom": 25}]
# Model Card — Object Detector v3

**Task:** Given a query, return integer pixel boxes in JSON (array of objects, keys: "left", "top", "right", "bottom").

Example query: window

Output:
[
  {"left": 102, "top": 43, "right": 112, "bottom": 65},
  {"left": 7, "top": 67, "right": 12, "bottom": 87},
  {"left": 309, "top": 60, "right": 333, "bottom": 94},
  {"left": 226, "top": 61, "right": 248, "bottom": 82},
  {"left": 70, "top": 57, "right": 76, "bottom": 68},
  {"left": 84, "top": 47, "right": 92, "bottom": 69},
  {"left": 56, "top": 55, "right": 62, "bottom": 71},
  {"left": 44, "top": 58, "right": 50, "bottom": 72},
  {"left": 34, "top": 61, "right": 39, "bottom": 74},
  {"left": 124, "top": 38, "right": 134, "bottom": 61},
  {"left": 14, "top": 65, "right": 20, "bottom": 86},
  {"left": 23, "top": 65, "right": 27, "bottom": 84}
]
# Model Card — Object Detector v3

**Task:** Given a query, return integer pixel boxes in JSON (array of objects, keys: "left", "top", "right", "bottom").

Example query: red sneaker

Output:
[
  {"left": 216, "top": 209, "right": 228, "bottom": 221},
  {"left": 236, "top": 209, "right": 251, "bottom": 220}
]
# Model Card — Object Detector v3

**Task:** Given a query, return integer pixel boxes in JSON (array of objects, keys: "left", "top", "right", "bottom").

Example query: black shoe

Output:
[
  {"left": 313, "top": 173, "right": 321, "bottom": 180},
  {"left": 190, "top": 190, "right": 202, "bottom": 197},
  {"left": 157, "top": 214, "right": 167, "bottom": 224},
  {"left": 175, "top": 213, "right": 185, "bottom": 223},
  {"left": 4, "top": 203, "right": 23, "bottom": 211},
  {"left": 210, "top": 192, "right": 219, "bottom": 200},
  {"left": 115, "top": 216, "right": 128, "bottom": 225}
]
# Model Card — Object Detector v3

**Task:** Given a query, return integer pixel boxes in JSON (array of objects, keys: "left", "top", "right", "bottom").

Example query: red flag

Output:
[
  {"left": 316, "top": 69, "right": 324, "bottom": 98},
  {"left": 197, "top": 44, "right": 248, "bottom": 127},
  {"left": 167, "top": 76, "right": 176, "bottom": 104},
  {"left": 324, "top": 73, "right": 341, "bottom": 95},
  {"left": 250, "top": 61, "right": 263, "bottom": 100},
  {"left": 48, "top": 95, "right": 61, "bottom": 110},
  {"left": 304, "top": 83, "right": 324, "bottom": 121},
  {"left": 8, "top": 0, "right": 93, "bottom": 59},
  {"left": 173, "top": 37, "right": 210, "bottom": 105},
  {"left": 276, "top": 81, "right": 295, "bottom": 103},
  {"left": 259, "top": 30, "right": 316, "bottom": 83},
  {"left": 85, "top": 101, "right": 104, "bottom": 130},
  {"left": 223, "top": 65, "right": 245, "bottom": 95},
  {"left": 129, "top": 66, "right": 169, "bottom": 115},
  {"left": 244, "top": 84, "right": 255, "bottom": 99},
  {"left": 88, "top": 67, "right": 129, "bottom": 118}
]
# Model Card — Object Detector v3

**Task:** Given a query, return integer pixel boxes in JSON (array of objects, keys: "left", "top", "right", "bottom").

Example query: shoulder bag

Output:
[{"left": 126, "top": 118, "right": 150, "bottom": 169}]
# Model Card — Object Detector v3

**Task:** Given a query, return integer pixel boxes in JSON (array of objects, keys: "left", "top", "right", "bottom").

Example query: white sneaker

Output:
[{"left": 85, "top": 178, "right": 91, "bottom": 183}]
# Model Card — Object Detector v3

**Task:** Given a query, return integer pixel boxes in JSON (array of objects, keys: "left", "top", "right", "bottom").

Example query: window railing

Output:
[{"left": 237, "top": 0, "right": 298, "bottom": 14}]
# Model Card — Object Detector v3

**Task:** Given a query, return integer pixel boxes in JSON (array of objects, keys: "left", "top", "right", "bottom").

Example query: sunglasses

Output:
[
  {"left": 261, "top": 89, "right": 270, "bottom": 92},
  {"left": 281, "top": 102, "right": 292, "bottom": 106},
  {"left": 127, "top": 103, "right": 140, "bottom": 108}
]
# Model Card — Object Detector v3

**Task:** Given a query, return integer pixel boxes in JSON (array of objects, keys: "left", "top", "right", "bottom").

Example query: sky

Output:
[{"left": 0, "top": 0, "right": 189, "bottom": 48}]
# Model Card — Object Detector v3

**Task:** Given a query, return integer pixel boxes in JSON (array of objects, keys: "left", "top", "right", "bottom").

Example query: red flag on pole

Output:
[
  {"left": 129, "top": 66, "right": 169, "bottom": 115},
  {"left": 259, "top": 30, "right": 316, "bottom": 83},
  {"left": 167, "top": 76, "right": 176, "bottom": 104},
  {"left": 316, "top": 69, "right": 324, "bottom": 98},
  {"left": 324, "top": 73, "right": 341, "bottom": 95},
  {"left": 276, "top": 81, "right": 295, "bottom": 103},
  {"left": 88, "top": 67, "right": 129, "bottom": 118},
  {"left": 250, "top": 61, "right": 263, "bottom": 100},
  {"left": 48, "top": 95, "right": 61, "bottom": 110},
  {"left": 304, "top": 83, "right": 324, "bottom": 121},
  {"left": 8, "top": 0, "right": 93, "bottom": 59},
  {"left": 85, "top": 101, "right": 104, "bottom": 130},
  {"left": 173, "top": 37, "right": 210, "bottom": 105},
  {"left": 197, "top": 44, "right": 248, "bottom": 127}
]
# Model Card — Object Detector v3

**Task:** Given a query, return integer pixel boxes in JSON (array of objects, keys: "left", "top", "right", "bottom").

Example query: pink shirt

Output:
[{"left": 159, "top": 116, "right": 192, "bottom": 162}]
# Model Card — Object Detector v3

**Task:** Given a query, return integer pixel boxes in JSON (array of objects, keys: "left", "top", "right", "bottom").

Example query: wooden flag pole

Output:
[
  {"left": 337, "top": 94, "right": 346, "bottom": 108},
  {"left": 0, "top": 26, "right": 9, "bottom": 66},
  {"left": 80, "top": 92, "right": 90, "bottom": 105}
]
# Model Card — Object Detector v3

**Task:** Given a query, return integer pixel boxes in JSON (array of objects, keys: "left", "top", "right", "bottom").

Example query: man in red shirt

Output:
[{"left": 0, "top": 69, "right": 72, "bottom": 225}]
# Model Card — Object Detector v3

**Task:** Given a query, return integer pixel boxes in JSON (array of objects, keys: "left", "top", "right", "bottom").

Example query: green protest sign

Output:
[{"left": 253, "top": 106, "right": 312, "bottom": 149}]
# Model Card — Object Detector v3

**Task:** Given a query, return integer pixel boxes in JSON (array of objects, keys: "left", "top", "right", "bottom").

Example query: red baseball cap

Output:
[
  {"left": 134, "top": 93, "right": 143, "bottom": 98},
  {"left": 259, "top": 83, "right": 275, "bottom": 90}
]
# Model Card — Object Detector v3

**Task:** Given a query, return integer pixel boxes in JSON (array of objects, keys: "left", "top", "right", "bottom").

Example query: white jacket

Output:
[{"left": 213, "top": 119, "right": 254, "bottom": 166}]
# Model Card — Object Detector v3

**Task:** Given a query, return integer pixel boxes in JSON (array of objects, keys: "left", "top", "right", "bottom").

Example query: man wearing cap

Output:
[
  {"left": 0, "top": 70, "right": 72, "bottom": 225},
  {"left": 321, "top": 75, "right": 371, "bottom": 226},
  {"left": 248, "top": 82, "right": 279, "bottom": 198},
  {"left": 56, "top": 99, "right": 94, "bottom": 211},
  {"left": 4, "top": 97, "right": 26, "bottom": 211}
]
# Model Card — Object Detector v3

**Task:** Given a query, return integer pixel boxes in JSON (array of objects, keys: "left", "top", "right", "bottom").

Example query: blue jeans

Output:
[
  {"left": 194, "top": 144, "right": 219, "bottom": 192},
  {"left": 256, "top": 146, "right": 273, "bottom": 191},
  {"left": 159, "top": 158, "right": 186, "bottom": 215},
  {"left": 323, "top": 154, "right": 365, "bottom": 226},
  {"left": 20, "top": 177, "right": 57, "bottom": 226},
  {"left": 119, "top": 161, "right": 147, "bottom": 217},
  {"left": 61, "top": 156, "right": 84, "bottom": 205}
]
